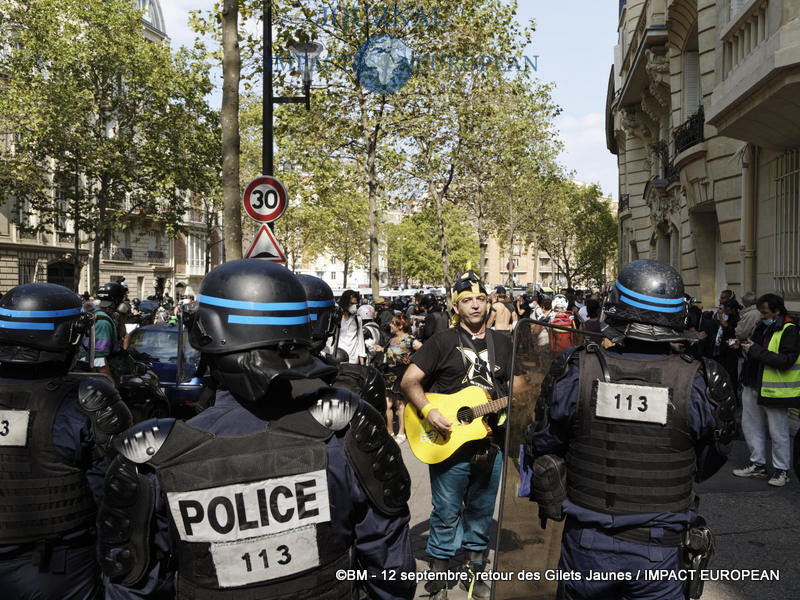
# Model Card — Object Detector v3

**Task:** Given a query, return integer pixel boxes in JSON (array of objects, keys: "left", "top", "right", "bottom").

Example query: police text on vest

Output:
[{"left": 166, "top": 469, "right": 330, "bottom": 543}]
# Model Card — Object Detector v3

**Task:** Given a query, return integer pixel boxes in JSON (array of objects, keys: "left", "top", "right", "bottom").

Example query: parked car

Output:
[{"left": 126, "top": 324, "right": 204, "bottom": 417}]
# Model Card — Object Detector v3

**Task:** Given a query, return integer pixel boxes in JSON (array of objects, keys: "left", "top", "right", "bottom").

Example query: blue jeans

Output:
[{"left": 426, "top": 450, "right": 502, "bottom": 559}]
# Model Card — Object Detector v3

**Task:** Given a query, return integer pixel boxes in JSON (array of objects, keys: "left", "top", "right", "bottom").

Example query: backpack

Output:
[{"left": 549, "top": 312, "right": 575, "bottom": 354}]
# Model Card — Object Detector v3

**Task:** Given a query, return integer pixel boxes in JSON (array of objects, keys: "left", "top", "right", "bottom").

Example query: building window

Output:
[
  {"left": 775, "top": 149, "right": 800, "bottom": 299},
  {"left": 55, "top": 175, "right": 73, "bottom": 233},
  {"left": 187, "top": 233, "right": 206, "bottom": 275},
  {"left": 18, "top": 257, "right": 36, "bottom": 285}
]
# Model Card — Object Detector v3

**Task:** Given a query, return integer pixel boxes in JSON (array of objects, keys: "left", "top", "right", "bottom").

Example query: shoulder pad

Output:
[
  {"left": 98, "top": 455, "right": 155, "bottom": 586},
  {"left": 344, "top": 402, "right": 410, "bottom": 517},
  {"left": 113, "top": 418, "right": 176, "bottom": 464},
  {"left": 308, "top": 388, "right": 360, "bottom": 432}
]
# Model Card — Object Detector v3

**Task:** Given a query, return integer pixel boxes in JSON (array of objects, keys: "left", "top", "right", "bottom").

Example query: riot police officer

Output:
[
  {"left": 90, "top": 281, "right": 130, "bottom": 381},
  {"left": 99, "top": 259, "right": 415, "bottom": 600},
  {"left": 0, "top": 283, "right": 130, "bottom": 599},
  {"left": 298, "top": 274, "right": 387, "bottom": 417},
  {"left": 526, "top": 260, "right": 736, "bottom": 600}
]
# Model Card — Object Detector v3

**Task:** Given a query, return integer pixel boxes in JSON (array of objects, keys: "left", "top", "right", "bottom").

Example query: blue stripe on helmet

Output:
[
  {"left": 199, "top": 295, "right": 307, "bottom": 312},
  {"left": 310, "top": 314, "right": 318, "bottom": 321},
  {"left": 0, "top": 320, "right": 55, "bottom": 330},
  {"left": 0, "top": 307, "right": 82, "bottom": 318},
  {"left": 227, "top": 315, "right": 310, "bottom": 325},
  {"left": 620, "top": 295, "right": 685, "bottom": 313},
  {"left": 616, "top": 282, "right": 684, "bottom": 305},
  {"left": 307, "top": 300, "right": 335, "bottom": 308}
]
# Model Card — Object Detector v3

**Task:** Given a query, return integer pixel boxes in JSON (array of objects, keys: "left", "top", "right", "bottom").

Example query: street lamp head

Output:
[{"left": 289, "top": 41, "right": 324, "bottom": 87}]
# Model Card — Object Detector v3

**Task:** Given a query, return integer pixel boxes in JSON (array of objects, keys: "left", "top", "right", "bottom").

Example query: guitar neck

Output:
[{"left": 473, "top": 396, "right": 508, "bottom": 419}]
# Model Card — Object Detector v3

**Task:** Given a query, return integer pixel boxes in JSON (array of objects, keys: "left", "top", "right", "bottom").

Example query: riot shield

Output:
[{"left": 493, "top": 318, "right": 606, "bottom": 599}]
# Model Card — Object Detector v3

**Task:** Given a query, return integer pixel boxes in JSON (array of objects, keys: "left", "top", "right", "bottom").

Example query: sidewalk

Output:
[{"left": 401, "top": 419, "right": 800, "bottom": 600}]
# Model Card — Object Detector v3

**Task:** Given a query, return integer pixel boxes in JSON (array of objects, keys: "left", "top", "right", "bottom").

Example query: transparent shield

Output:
[{"left": 493, "top": 318, "right": 605, "bottom": 599}]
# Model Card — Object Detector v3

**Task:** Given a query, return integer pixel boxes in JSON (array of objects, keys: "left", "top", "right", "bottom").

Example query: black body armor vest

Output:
[
  {"left": 147, "top": 419, "right": 354, "bottom": 600},
  {"left": 568, "top": 350, "right": 700, "bottom": 515},
  {"left": 0, "top": 377, "right": 96, "bottom": 544}
]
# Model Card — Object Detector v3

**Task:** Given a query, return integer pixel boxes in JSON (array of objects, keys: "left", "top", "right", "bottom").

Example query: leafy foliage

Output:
[{"left": 0, "top": 0, "right": 220, "bottom": 289}]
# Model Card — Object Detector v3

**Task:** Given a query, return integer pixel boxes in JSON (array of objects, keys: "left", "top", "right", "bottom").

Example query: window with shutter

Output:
[{"left": 684, "top": 51, "right": 701, "bottom": 119}]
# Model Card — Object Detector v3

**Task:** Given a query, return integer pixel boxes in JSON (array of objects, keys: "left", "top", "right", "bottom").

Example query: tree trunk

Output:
[
  {"left": 343, "top": 239, "right": 350, "bottom": 289},
  {"left": 359, "top": 91, "right": 384, "bottom": 300},
  {"left": 507, "top": 191, "right": 515, "bottom": 289},
  {"left": 430, "top": 183, "right": 451, "bottom": 297},
  {"left": 73, "top": 158, "right": 81, "bottom": 292},
  {"left": 221, "top": 0, "right": 242, "bottom": 261},
  {"left": 91, "top": 174, "right": 109, "bottom": 293},
  {"left": 204, "top": 200, "right": 212, "bottom": 275}
]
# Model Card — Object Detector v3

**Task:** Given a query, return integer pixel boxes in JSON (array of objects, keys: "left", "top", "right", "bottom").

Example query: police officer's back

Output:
[
  {"left": 98, "top": 260, "right": 415, "bottom": 600},
  {"left": 0, "top": 283, "right": 130, "bottom": 600},
  {"left": 527, "top": 260, "right": 736, "bottom": 600}
]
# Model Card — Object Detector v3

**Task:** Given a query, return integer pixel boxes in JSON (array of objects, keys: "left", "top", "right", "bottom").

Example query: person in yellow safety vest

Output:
[{"left": 731, "top": 293, "right": 800, "bottom": 487}]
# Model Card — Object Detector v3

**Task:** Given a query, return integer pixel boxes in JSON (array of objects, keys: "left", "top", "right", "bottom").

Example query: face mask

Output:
[
  {"left": 761, "top": 318, "right": 776, "bottom": 327},
  {"left": 348, "top": 305, "right": 357, "bottom": 315}
]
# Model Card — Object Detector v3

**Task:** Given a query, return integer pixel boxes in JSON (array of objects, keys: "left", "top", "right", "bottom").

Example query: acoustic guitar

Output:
[{"left": 404, "top": 385, "right": 508, "bottom": 464}]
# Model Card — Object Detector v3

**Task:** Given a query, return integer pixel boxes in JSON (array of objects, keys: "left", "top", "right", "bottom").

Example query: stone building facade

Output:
[
  {"left": 0, "top": 0, "right": 222, "bottom": 299},
  {"left": 608, "top": 0, "right": 800, "bottom": 311}
]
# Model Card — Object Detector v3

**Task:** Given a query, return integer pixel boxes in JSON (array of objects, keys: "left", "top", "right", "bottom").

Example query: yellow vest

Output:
[{"left": 761, "top": 322, "right": 800, "bottom": 401}]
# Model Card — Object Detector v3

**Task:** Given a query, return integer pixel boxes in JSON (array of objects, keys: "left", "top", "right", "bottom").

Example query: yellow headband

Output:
[{"left": 450, "top": 286, "right": 487, "bottom": 327}]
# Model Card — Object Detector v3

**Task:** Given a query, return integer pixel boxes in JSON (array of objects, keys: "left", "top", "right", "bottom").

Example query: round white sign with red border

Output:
[{"left": 242, "top": 176, "right": 288, "bottom": 223}]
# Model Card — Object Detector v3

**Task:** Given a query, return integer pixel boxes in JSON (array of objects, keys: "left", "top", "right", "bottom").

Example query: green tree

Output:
[
  {"left": 386, "top": 205, "right": 478, "bottom": 286},
  {"left": 0, "top": 0, "right": 219, "bottom": 290},
  {"left": 536, "top": 182, "right": 618, "bottom": 288}
]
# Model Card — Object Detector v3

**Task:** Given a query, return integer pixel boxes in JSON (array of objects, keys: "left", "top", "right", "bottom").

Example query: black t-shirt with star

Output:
[{"left": 411, "top": 327, "right": 512, "bottom": 399}]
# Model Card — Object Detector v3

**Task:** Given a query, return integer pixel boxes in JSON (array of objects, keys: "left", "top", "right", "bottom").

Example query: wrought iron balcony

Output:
[
  {"left": 147, "top": 250, "right": 168, "bottom": 263},
  {"left": 619, "top": 194, "right": 630, "bottom": 212},
  {"left": 101, "top": 247, "right": 133, "bottom": 261},
  {"left": 673, "top": 107, "right": 705, "bottom": 156}
]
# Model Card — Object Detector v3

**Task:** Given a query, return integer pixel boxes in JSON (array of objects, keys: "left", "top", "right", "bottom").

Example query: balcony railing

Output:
[
  {"left": 147, "top": 250, "right": 168, "bottom": 263},
  {"left": 619, "top": 194, "right": 630, "bottom": 212},
  {"left": 57, "top": 232, "right": 75, "bottom": 244},
  {"left": 673, "top": 107, "right": 705, "bottom": 156},
  {"left": 101, "top": 247, "right": 133, "bottom": 261}
]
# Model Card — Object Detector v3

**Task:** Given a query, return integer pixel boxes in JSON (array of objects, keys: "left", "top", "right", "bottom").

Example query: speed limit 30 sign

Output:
[{"left": 242, "top": 176, "right": 288, "bottom": 223}]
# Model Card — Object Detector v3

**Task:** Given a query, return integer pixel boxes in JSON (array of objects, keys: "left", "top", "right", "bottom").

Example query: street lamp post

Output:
[
  {"left": 398, "top": 237, "right": 405, "bottom": 288},
  {"left": 262, "top": 1, "right": 322, "bottom": 223}
]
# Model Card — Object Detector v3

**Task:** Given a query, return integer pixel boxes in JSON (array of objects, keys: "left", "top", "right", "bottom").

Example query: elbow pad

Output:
[
  {"left": 78, "top": 378, "right": 132, "bottom": 450},
  {"left": 345, "top": 402, "right": 410, "bottom": 517},
  {"left": 701, "top": 358, "right": 737, "bottom": 455}
]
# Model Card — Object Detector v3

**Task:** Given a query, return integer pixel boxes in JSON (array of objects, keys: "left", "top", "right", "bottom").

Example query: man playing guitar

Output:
[{"left": 402, "top": 271, "right": 522, "bottom": 600}]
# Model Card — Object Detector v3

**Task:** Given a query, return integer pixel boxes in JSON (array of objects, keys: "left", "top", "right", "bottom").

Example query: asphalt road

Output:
[{"left": 401, "top": 420, "right": 800, "bottom": 600}]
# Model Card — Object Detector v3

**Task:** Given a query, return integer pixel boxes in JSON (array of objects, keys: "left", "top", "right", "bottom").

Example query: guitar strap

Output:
[{"left": 457, "top": 327, "right": 498, "bottom": 399}]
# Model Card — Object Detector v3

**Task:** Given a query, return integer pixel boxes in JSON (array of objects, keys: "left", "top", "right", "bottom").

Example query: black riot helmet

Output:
[
  {"left": 420, "top": 293, "right": 437, "bottom": 311},
  {"left": 188, "top": 259, "right": 335, "bottom": 402},
  {"left": 603, "top": 259, "right": 689, "bottom": 342},
  {"left": 95, "top": 281, "right": 127, "bottom": 312},
  {"left": 296, "top": 274, "right": 337, "bottom": 352},
  {"left": 0, "top": 283, "right": 91, "bottom": 365}
]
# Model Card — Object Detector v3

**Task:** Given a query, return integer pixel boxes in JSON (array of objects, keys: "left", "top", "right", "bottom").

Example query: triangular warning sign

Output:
[{"left": 245, "top": 224, "right": 286, "bottom": 262}]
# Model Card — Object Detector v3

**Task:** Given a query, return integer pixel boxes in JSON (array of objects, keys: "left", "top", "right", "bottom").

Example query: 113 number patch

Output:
[{"left": 594, "top": 382, "right": 669, "bottom": 425}]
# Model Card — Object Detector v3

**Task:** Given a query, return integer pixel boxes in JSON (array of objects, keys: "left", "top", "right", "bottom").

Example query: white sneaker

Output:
[
  {"left": 732, "top": 463, "right": 768, "bottom": 478},
  {"left": 768, "top": 470, "right": 789, "bottom": 487},
  {"left": 394, "top": 434, "right": 406, "bottom": 444}
]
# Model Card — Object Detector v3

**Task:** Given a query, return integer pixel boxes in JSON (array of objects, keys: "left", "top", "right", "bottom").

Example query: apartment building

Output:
[{"left": 608, "top": 0, "right": 800, "bottom": 309}]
